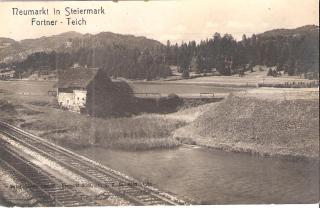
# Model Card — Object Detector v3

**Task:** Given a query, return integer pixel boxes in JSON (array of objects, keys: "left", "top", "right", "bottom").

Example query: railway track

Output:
[
  {"left": 0, "top": 121, "right": 187, "bottom": 206},
  {"left": 0, "top": 145, "right": 96, "bottom": 206}
]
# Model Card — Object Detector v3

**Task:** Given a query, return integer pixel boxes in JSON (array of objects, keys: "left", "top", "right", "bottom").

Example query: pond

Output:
[{"left": 75, "top": 145, "right": 319, "bottom": 204}]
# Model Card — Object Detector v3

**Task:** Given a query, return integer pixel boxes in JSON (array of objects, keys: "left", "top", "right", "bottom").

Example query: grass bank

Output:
[
  {"left": 1, "top": 93, "right": 206, "bottom": 150},
  {"left": 41, "top": 115, "right": 186, "bottom": 150},
  {"left": 0, "top": 78, "right": 220, "bottom": 151},
  {"left": 174, "top": 90, "right": 319, "bottom": 160}
]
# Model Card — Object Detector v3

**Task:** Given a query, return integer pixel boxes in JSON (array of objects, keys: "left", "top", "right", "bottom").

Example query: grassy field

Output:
[
  {"left": 0, "top": 95, "right": 189, "bottom": 150},
  {"left": 0, "top": 79, "right": 225, "bottom": 150},
  {"left": 174, "top": 88, "right": 319, "bottom": 160},
  {"left": 1, "top": 77, "right": 318, "bottom": 156},
  {"left": 128, "top": 82, "right": 244, "bottom": 96},
  {"left": 166, "top": 65, "right": 317, "bottom": 87},
  {"left": 0, "top": 80, "right": 210, "bottom": 150},
  {"left": 0, "top": 80, "right": 56, "bottom": 96}
]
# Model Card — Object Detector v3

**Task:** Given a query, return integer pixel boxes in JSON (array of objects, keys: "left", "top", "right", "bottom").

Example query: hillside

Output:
[
  {"left": 165, "top": 25, "right": 319, "bottom": 76},
  {"left": 0, "top": 25, "right": 318, "bottom": 79},
  {"left": 259, "top": 25, "right": 319, "bottom": 38},
  {"left": 258, "top": 25, "right": 319, "bottom": 74},
  {"left": 0, "top": 31, "right": 163, "bottom": 64},
  {"left": 0, "top": 38, "right": 16, "bottom": 45},
  {"left": 0, "top": 32, "right": 82, "bottom": 63},
  {"left": 68, "top": 32, "right": 163, "bottom": 51},
  {"left": 174, "top": 90, "right": 319, "bottom": 159},
  {"left": 0, "top": 32, "right": 169, "bottom": 80},
  {"left": 19, "top": 31, "right": 83, "bottom": 50}
]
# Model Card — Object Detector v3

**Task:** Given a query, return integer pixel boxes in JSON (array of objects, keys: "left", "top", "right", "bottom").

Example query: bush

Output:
[{"left": 158, "top": 93, "right": 183, "bottom": 112}]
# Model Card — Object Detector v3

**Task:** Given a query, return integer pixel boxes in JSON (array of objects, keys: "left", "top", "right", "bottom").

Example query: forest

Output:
[
  {"left": 166, "top": 25, "right": 319, "bottom": 77},
  {"left": 2, "top": 25, "right": 318, "bottom": 80}
]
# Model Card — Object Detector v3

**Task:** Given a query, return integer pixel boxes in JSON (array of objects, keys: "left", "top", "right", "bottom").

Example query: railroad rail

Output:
[
  {"left": 0, "top": 145, "right": 95, "bottom": 206},
  {"left": 0, "top": 121, "right": 187, "bottom": 206}
]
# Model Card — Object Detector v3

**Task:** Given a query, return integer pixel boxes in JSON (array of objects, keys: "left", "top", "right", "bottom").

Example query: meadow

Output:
[
  {"left": 1, "top": 77, "right": 318, "bottom": 157},
  {"left": 0, "top": 80, "right": 212, "bottom": 150},
  {"left": 167, "top": 65, "right": 317, "bottom": 87}
]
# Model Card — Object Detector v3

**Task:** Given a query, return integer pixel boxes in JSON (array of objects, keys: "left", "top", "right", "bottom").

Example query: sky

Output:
[{"left": 0, "top": 0, "right": 318, "bottom": 44}]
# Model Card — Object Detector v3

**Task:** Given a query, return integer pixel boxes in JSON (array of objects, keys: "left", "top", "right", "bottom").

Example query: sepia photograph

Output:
[{"left": 0, "top": 0, "right": 319, "bottom": 206}]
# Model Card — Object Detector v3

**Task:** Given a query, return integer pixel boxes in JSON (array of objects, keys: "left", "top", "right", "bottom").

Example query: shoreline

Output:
[
  {"left": 178, "top": 139, "right": 319, "bottom": 162},
  {"left": 173, "top": 91, "right": 319, "bottom": 161}
]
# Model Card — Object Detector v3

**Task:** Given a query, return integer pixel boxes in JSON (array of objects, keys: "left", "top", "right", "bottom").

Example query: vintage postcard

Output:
[{"left": 0, "top": 0, "right": 319, "bottom": 207}]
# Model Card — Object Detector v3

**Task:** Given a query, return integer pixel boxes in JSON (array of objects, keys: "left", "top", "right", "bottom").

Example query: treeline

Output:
[
  {"left": 3, "top": 25, "right": 318, "bottom": 79},
  {"left": 165, "top": 27, "right": 319, "bottom": 76},
  {"left": 8, "top": 46, "right": 171, "bottom": 80}
]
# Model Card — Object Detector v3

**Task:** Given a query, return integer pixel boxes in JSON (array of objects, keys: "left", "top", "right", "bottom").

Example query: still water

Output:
[{"left": 75, "top": 145, "right": 319, "bottom": 204}]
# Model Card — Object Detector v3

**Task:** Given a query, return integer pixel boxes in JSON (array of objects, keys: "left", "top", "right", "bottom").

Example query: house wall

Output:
[
  {"left": 57, "top": 92, "right": 74, "bottom": 110},
  {"left": 73, "top": 90, "right": 87, "bottom": 112},
  {"left": 57, "top": 89, "right": 87, "bottom": 113},
  {"left": 0, "top": 71, "right": 15, "bottom": 79}
]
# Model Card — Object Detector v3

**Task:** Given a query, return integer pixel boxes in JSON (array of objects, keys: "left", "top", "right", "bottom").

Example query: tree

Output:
[
  {"left": 181, "top": 69, "right": 190, "bottom": 79},
  {"left": 190, "top": 56, "right": 200, "bottom": 73}
]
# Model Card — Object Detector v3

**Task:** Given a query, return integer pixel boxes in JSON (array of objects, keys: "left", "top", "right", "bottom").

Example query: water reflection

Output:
[{"left": 75, "top": 146, "right": 319, "bottom": 204}]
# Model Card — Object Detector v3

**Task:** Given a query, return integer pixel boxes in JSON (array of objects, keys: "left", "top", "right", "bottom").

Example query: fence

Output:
[
  {"left": 48, "top": 90, "right": 57, "bottom": 96},
  {"left": 257, "top": 81, "right": 319, "bottom": 88}
]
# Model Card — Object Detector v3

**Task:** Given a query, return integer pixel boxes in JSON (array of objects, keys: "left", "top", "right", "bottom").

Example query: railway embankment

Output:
[
  {"left": 174, "top": 88, "right": 319, "bottom": 160},
  {"left": 0, "top": 124, "right": 187, "bottom": 206}
]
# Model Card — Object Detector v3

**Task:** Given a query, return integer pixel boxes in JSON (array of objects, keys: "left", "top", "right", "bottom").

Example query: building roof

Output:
[
  {"left": 56, "top": 66, "right": 99, "bottom": 89},
  {"left": 0, "top": 68, "right": 15, "bottom": 73}
]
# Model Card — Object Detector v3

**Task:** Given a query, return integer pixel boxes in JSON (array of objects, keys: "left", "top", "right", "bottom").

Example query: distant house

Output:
[
  {"left": 56, "top": 64, "right": 133, "bottom": 116},
  {"left": 0, "top": 68, "right": 15, "bottom": 80},
  {"left": 303, "top": 72, "right": 319, "bottom": 80}
]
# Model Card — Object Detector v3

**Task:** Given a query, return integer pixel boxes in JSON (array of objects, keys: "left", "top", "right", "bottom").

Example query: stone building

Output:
[
  {"left": 0, "top": 68, "right": 15, "bottom": 80},
  {"left": 56, "top": 64, "right": 133, "bottom": 116}
]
